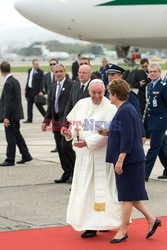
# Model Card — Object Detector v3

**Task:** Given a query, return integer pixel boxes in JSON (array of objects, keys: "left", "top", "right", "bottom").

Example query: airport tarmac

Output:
[{"left": 0, "top": 73, "right": 167, "bottom": 233}]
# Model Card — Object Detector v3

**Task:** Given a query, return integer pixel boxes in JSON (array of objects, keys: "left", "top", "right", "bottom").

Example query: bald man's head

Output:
[{"left": 78, "top": 65, "right": 91, "bottom": 83}]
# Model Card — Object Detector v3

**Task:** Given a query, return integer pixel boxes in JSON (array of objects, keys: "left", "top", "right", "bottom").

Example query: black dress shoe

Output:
[
  {"left": 145, "top": 177, "right": 149, "bottom": 182},
  {"left": 17, "top": 157, "right": 33, "bottom": 164},
  {"left": 146, "top": 218, "right": 161, "bottom": 238},
  {"left": 0, "top": 161, "right": 14, "bottom": 167},
  {"left": 54, "top": 177, "right": 69, "bottom": 183},
  {"left": 110, "top": 233, "right": 128, "bottom": 243},
  {"left": 23, "top": 120, "right": 32, "bottom": 123},
  {"left": 81, "top": 230, "right": 97, "bottom": 238},
  {"left": 66, "top": 176, "right": 73, "bottom": 184},
  {"left": 50, "top": 148, "right": 58, "bottom": 153},
  {"left": 157, "top": 175, "right": 167, "bottom": 179}
]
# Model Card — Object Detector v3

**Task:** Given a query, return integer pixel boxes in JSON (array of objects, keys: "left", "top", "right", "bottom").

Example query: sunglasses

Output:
[
  {"left": 80, "top": 62, "right": 89, "bottom": 65},
  {"left": 50, "top": 63, "right": 57, "bottom": 66}
]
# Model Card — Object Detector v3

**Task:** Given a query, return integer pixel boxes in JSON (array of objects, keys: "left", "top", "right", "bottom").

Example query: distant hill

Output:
[{"left": 0, "top": 25, "right": 84, "bottom": 52}]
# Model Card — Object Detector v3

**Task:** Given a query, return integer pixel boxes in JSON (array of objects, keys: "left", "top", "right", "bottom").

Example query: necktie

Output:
[
  {"left": 81, "top": 84, "right": 85, "bottom": 92},
  {"left": 78, "top": 84, "right": 85, "bottom": 100},
  {"left": 149, "top": 82, "right": 153, "bottom": 89},
  {"left": 54, "top": 84, "right": 61, "bottom": 113},
  {"left": 147, "top": 82, "right": 153, "bottom": 99},
  {"left": 52, "top": 75, "right": 56, "bottom": 83}
]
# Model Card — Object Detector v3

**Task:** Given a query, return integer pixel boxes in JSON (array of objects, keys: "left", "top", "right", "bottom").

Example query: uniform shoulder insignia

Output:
[{"left": 161, "top": 81, "right": 167, "bottom": 86}]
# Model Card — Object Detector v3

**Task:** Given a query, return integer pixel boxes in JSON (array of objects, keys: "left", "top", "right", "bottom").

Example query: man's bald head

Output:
[{"left": 78, "top": 65, "right": 91, "bottom": 83}]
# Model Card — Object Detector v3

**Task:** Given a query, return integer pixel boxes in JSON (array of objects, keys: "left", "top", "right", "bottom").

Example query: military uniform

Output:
[{"left": 145, "top": 78, "right": 167, "bottom": 179}]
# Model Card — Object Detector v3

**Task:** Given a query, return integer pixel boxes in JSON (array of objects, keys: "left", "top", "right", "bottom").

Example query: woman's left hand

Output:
[{"left": 115, "top": 162, "right": 123, "bottom": 175}]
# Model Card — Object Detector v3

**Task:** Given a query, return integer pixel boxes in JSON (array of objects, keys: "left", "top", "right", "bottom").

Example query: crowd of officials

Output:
[
  {"left": 0, "top": 55, "right": 166, "bottom": 243},
  {"left": 0, "top": 55, "right": 167, "bottom": 180}
]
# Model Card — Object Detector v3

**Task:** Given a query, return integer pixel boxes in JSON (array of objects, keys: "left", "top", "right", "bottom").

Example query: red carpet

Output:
[{"left": 0, "top": 217, "right": 166, "bottom": 250}]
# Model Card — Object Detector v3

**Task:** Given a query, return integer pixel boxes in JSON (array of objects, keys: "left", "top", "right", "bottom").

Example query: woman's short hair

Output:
[{"left": 108, "top": 79, "right": 130, "bottom": 101}]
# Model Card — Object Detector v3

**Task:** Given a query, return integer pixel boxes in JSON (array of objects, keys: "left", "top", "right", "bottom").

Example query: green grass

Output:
[
  {"left": 11, "top": 64, "right": 167, "bottom": 73},
  {"left": 11, "top": 65, "right": 100, "bottom": 73}
]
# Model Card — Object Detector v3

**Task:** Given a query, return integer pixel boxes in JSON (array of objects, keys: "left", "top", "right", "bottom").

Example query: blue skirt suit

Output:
[{"left": 106, "top": 102, "right": 148, "bottom": 201}]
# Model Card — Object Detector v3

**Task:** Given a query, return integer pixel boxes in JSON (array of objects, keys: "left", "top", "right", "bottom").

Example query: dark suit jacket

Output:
[
  {"left": 106, "top": 102, "right": 145, "bottom": 165},
  {"left": 25, "top": 68, "right": 44, "bottom": 97},
  {"left": 44, "top": 72, "right": 70, "bottom": 95},
  {"left": 64, "top": 81, "right": 90, "bottom": 120},
  {"left": 132, "top": 69, "right": 151, "bottom": 114},
  {"left": 71, "top": 60, "right": 79, "bottom": 81},
  {"left": 44, "top": 72, "right": 52, "bottom": 95},
  {"left": 133, "top": 70, "right": 151, "bottom": 88},
  {"left": 0, "top": 98, "right": 3, "bottom": 122},
  {"left": 44, "top": 78, "right": 73, "bottom": 126},
  {"left": 1, "top": 75, "right": 24, "bottom": 121}
]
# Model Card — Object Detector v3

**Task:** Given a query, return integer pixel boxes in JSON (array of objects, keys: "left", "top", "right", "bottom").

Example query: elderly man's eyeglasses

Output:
[{"left": 149, "top": 70, "right": 159, "bottom": 73}]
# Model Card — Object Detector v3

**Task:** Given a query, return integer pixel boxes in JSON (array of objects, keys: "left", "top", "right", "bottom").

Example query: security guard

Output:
[{"left": 145, "top": 64, "right": 167, "bottom": 181}]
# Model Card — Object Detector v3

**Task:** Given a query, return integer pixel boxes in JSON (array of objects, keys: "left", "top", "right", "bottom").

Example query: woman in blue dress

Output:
[{"left": 100, "top": 79, "right": 161, "bottom": 243}]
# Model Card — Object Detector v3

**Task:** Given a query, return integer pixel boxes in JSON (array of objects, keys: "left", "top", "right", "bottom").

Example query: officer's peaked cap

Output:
[{"left": 106, "top": 64, "right": 125, "bottom": 75}]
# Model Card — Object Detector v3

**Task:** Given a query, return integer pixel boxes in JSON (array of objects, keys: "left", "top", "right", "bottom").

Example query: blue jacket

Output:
[
  {"left": 106, "top": 90, "right": 145, "bottom": 136},
  {"left": 106, "top": 102, "right": 145, "bottom": 164},
  {"left": 147, "top": 79, "right": 167, "bottom": 131},
  {"left": 128, "top": 90, "right": 145, "bottom": 137}
]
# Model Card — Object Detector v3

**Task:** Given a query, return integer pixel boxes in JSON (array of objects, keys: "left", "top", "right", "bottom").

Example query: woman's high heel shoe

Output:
[
  {"left": 110, "top": 233, "right": 128, "bottom": 243},
  {"left": 146, "top": 218, "right": 161, "bottom": 238}
]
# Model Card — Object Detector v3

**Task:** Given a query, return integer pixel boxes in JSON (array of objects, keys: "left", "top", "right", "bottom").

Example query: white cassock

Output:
[{"left": 66, "top": 97, "right": 122, "bottom": 231}]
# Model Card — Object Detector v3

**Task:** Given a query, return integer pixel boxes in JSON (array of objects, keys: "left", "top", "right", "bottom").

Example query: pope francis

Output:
[{"left": 61, "top": 79, "right": 122, "bottom": 238}]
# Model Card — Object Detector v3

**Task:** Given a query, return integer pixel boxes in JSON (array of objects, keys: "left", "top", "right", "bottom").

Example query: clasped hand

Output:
[
  {"left": 98, "top": 129, "right": 109, "bottom": 136},
  {"left": 61, "top": 127, "right": 72, "bottom": 137},
  {"left": 4, "top": 118, "right": 10, "bottom": 127},
  {"left": 74, "top": 139, "right": 87, "bottom": 148}
]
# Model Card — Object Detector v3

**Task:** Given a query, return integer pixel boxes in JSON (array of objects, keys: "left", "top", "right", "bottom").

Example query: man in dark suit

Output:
[
  {"left": 44, "top": 58, "right": 58, "bottom": 96},
  {"left": 130, "top": 59, "right": 151, "bottom": 115},
  {"left": 71, "top": 53, "right": 83, "bottom": 81},
  {"left": 145, "top": 64, "right": 167, "bottom": 181},
  {"left": 0, "top": 62, "right": 32, "bottom": 166},
  {"left": 44, "top": 58, "right": 59, "bottom": 153},
  {"left": 42, "top": 64, "right": 75, "bottom": 183},
  {"left": 61, "top": 65, "right": 92, "bottom": 184},
  {"left": 24, "top": 59, "right": 45, "bottom": 123},
  {"left": 64, "top": 64, "right": 92, "bottom": 118},
  {"left": 132, "top": 58, "right": 151, "bottom": 138}
]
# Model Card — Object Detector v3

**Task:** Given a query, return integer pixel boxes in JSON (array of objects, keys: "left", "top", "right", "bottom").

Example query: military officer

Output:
[{"left": 145, "top": 64, "right": 167, "bottom": 181}]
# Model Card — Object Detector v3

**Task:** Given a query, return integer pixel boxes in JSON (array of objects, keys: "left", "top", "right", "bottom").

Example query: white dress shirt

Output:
[{"left": 28, "top": 69, "right": 34, "bottom": 88}]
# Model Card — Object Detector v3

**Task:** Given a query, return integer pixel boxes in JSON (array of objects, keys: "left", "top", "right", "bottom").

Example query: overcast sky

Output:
[
  {"left": 0, "top": 0, "right": 87, "bottom": 51},
  {"left": 0, "top": 0, "right": 35, "bottom": 29}
]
